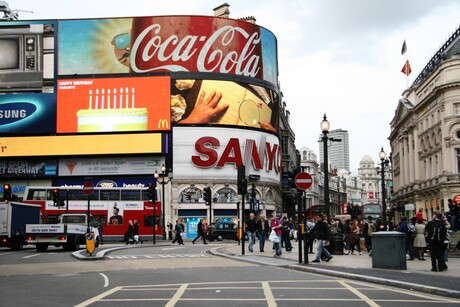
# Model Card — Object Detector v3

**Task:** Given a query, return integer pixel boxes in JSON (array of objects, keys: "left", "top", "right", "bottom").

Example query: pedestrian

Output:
[
  {"left": 343, "top": 219, "right": 351, "bottom": 250},
  {"left": 124, "top": 220, "right": 134, "bottom": 244},
  {"left": 398, "top": 216, "right": 415, "bottom": 260},
  {"left": 349, "top": 219, "right": 361, "bottom": 255},
  {"left": 171, "top": 219, "right": 184, "bottom": 245},
  {"left": 415, "top": 208, "right": 425, "bottom": 222},
  {"left": 363, "top": 216, "right": 375, "bottom": 254},
  {"left": 245, "top": 213, "right": 257, "bottom": 252},
  {"left": 311, "top": 214, "right": 333, "bottom": 263},
  {"left": 413, "top": 219, "right": 426, "bottom": 260},
  {"left": 256, "top": 214, "right": 270, "bottom": 252},
  {"left": 282, "top": 216, "right": 292, "bottom": 252},
  {"left": 167, "top": 222, "right": 173, "bottom": 240},
  {"left": 306, "top": 216, "right": 315, "bottom": 253},
  {"left": 289, "top": 217, "right": 296, "bottom": 241},
  {"left": 96, "top": 219, "right": 104, "bottom": 245},
  {"left": 132, "top": 220, "right": 143, "bottom": 244},
  {"left": 425, "top": 213, "right": 448, "bottom": 272},
  {"left": 449, "top": 200, "right": 458, "bottom": 232},
  {"left": 268, "top": 214, "right": 282, "bottom": 257},
  {"left": 192, "top": 217, "right": 208, "bottom": 244}
]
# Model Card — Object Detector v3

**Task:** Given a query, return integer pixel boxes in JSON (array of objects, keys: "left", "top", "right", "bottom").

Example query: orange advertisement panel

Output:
[
  {"left": 57, "top": 76, "right": 170, "bottom": 133},
  {"left": 0, "top": 133, "right": 162, "bottom": 157}
]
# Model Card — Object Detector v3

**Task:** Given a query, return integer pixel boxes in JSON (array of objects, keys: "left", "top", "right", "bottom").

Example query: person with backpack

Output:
[
  {"left": 363, "top": 216, "right": 376, "bottom": 254},
  {"left": 398, "top": 216, "right": 415, "bottom": 260},
  {"left": 425, "top": 213, "right": 448, "bottom": 272}
]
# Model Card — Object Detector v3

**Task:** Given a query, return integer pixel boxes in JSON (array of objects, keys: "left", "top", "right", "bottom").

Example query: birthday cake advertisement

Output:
[{"left": 56, "top": 75, "right": 170, "bottom": 133}]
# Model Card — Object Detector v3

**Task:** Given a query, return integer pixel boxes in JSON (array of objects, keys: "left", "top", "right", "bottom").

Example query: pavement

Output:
[{"left": 73, "top": 239, "right": 460, "bottom": 299}]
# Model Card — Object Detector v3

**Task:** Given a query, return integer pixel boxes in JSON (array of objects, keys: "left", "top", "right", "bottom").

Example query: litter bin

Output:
[
  {"left": 331, "top": 233, "right": 344, "bottom": 255},
  {"left": 371, "top": 231, "right": 406, "bottom": 270}
]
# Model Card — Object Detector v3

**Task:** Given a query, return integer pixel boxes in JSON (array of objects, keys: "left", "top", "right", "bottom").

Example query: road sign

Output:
[
  {"left": 83, "top": 181, "right": 94, "bottom": 195},
  {"left": 295, "top": 172, "right": 313, "bottom": 190}
]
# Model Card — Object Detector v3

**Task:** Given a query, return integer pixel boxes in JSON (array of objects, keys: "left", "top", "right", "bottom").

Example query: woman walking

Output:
[
  {"left": 413, "top": 219, "right": 426, "bottom": 260},
  {"left": 349, "top": 219, "right": 362, "bottom": 255}
]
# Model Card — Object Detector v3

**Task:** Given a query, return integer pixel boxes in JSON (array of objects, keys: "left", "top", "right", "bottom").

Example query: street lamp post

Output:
[
  {"left": 154, "top": 164, "right": 173, "bottom": 240},
  {"left": 320, "top": 114, "right": 331, "bottom": 218},
  {"left": 379, "top": 147, "right": 389, "bottom": 229}
]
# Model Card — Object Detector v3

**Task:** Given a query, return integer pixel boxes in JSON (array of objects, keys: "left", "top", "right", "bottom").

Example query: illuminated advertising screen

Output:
[
  {"left": 173, "top": 126, "right": 281, "bottom": 183},
  {"left": 171, "top": 79, "right": 279, "bottom": 132},
  {"left": 0, "top": 21, "right": 56, "bottom": 93},
  {"left": 0, "top": 93, "right": 55, "bottom": 134},
  {"left": 58, "top": 16, "right": 278, "bottom": 86},
  {"left": 0, "top": 133, "right": 163, "bottom": 157},
  {"left": 56, "top": 76, "right": 170, "bottom": 133}
]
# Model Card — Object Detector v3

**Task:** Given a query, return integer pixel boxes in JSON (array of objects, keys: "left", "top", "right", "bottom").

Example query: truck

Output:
[
  {"left": 26, "top": 213, "right": 101, "bottom": 252},
  {"left": 0, "top": 201, "right": 42, "bottom": 250}
]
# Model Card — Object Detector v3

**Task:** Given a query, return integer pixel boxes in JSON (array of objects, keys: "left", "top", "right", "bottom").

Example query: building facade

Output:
[
  {"left": 389, "top": 26, "right": 460, "bottom": 221},
  {"left": 319, "top": 129, "right": 350, "bottom": 172},
  {"left": 0, "top": 5, "right": 288, "bottom": 238}
]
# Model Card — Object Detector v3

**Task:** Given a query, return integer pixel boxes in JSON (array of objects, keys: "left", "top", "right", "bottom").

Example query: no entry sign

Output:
[
  {"left": 83, "top": 181, "right": 94, "bottom": 195},
  {"left": 295, "top": 172, "right": 313, "bottom": 190}
]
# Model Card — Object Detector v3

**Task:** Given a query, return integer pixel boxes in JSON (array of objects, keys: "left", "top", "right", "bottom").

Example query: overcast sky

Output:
[{"left": 8, "top": 0, "right": 460, "bottom": 172}]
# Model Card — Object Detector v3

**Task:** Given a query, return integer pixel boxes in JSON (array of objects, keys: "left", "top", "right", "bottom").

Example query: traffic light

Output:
[
  {"left": 237, "top": 165, "right": 247, "bottom": 195},
  {"left": 52, "top": 188, "right": 60, "bottom": 207},
  {"left": 203, "top": 187, "right": 212, "bottom": 206},
  {"left": 3, "top": 184, "right": 11, "bottom": 201},
  {"left": 147, "top": 183, "right": 155, "bottom": 203}
]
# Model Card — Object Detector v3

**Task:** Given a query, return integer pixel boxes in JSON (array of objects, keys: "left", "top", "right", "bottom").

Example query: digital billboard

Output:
[
  {"left": 0, "top": 21, "right": 56, "bottom": 93},
  {"left": 56, "top": 76, "right": 170, "bottom": 133},
  {"left": 58, "top": 16, "right": 278, "bottom": 86},
  {"left": 0, "top": 133, "right": 163, "bottom": 157},
  {"left": 0, "top": 93, "right": 55, "bottom": 134},
  {"left": 171, "top": 79, "right": 279, "bottom": 132},
  {"left": 173, "top": 126, "right": 281, "bottom": 183}
]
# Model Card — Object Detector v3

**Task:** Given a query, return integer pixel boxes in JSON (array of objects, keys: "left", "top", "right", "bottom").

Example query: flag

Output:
[
  {"left": 401, "top": 40, "right": 407, "bottom": 55},
  {"left": 401, "top": 60, "right": 412, "bottom": 76}
]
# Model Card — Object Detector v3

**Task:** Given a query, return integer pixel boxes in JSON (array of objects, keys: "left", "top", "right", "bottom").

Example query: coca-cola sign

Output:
[
  {"left": 130, "top": 17, "right": 264, "bottom": 79},
  {"left": 58, "top": 16, "right": 278, "bottom": 86}
]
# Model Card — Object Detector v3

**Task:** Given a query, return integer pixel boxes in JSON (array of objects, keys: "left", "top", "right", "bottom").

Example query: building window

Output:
[
  {"left": 457, "top": 149, "right": 460, "bottom": 173},
  {"left": 454, "top": 102, "right": 460, "bottom": 116},
  {"left": 213, "top": 187, "right": 237, "bottom": 203},
  {"left": 178, "top": 187, "right": 203, "bottom": 203}
]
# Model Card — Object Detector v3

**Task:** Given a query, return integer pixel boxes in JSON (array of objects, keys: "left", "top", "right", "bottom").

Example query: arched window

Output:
[
  {"left": 178, "top": 187, "right": 203, "bottom": 203},
  {"left": 266, "top": 190, "right": 274, "bottom": 204},
  {"left": 213, "top": 187, "right": 238, "bottom": 203}
]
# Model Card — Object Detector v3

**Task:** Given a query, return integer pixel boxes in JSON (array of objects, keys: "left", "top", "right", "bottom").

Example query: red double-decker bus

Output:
[{"left": 22, "top": 186, "right": 162, "bottom": 241}]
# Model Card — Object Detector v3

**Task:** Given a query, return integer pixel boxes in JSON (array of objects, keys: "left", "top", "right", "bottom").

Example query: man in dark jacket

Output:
[
  {"left": 192, "top": 217, "right": 208, "bottom": 244},
  {"left": 425, "top": 213, "right": 447, "bottom": 272},
  {"left": 246, "top": 213, "right": 257, "bottom": 252},
  {"left": 256, "top": 214, "right": 269, "bottom": 252},
  {"left": 311, "top": 214, "right": 333, "bottom": 263}
]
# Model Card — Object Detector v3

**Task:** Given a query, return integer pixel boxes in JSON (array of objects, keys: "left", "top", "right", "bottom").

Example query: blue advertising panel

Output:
[{"left": 0, "top": 93, "right": 56, "bottom": 133}]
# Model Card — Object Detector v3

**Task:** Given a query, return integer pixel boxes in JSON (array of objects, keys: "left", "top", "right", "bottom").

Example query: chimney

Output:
[{"left": 213, "top": 3, "right": 230, "bottom": 18}]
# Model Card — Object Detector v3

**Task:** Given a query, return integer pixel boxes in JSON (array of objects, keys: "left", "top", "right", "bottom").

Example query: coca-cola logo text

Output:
[{"left": 130, "top": 24, "right": 262, "bottom": 77}]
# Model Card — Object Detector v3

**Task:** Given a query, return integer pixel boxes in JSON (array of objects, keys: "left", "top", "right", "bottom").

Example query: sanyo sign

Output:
[{"left": 173, "top": 127, "right": 281, "bottom": 183}]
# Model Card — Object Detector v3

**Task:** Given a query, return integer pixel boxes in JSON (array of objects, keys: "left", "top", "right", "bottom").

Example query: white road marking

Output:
[
  {"left": 262, "top": 281, "right": 277, "bottom": 307},
  {"left": 338, "top": 280, "right": 380, "bottom": 307},
  {"left": 22, "top": 254, "right": 40, "bottom": 259},
  {"left": 99, "top": 273, "right": 109, "bottom": 287},
  {"left": 166, "top": 284, "right": 188, "bottom": 307}
]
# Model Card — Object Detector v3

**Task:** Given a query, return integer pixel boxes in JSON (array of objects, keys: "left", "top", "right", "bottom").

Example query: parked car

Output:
[{"left": 207, "top": 222, "right": 239, "bottom": 241}]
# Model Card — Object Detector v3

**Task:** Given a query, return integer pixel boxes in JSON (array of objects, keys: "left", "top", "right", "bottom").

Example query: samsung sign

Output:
[{"left": 0, "top": 94, "right": 56, "bottom": 134}]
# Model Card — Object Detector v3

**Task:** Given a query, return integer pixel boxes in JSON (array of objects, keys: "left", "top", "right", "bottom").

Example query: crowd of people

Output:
[{"left": 117, "top": 199, "right": 460, "bottom": 272}]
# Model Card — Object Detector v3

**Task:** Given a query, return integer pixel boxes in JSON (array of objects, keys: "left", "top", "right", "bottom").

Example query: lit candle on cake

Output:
[
  {"left": 131, "top": 88, "right": 135, "bottom": 108},
  {"left": 101, "top": 89, "right": 105, "bottom": 109},
  {"left": 95, "top": 89, "right": 99, "bottom": 109},
  {"left": 120, "top": 87, "right": 123, "bottom": 109},
  {"left": 89, "top": 90, "right": 92, "bottom": 109},
  {"left": 125, "top": 87, "right": 128, "bottom": 108},
  {"left": 113, "top": 88, "right": 116, "bottom": 109},
  {"left": 107, "top": 89, "right": 111, "bottom": 109}
]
